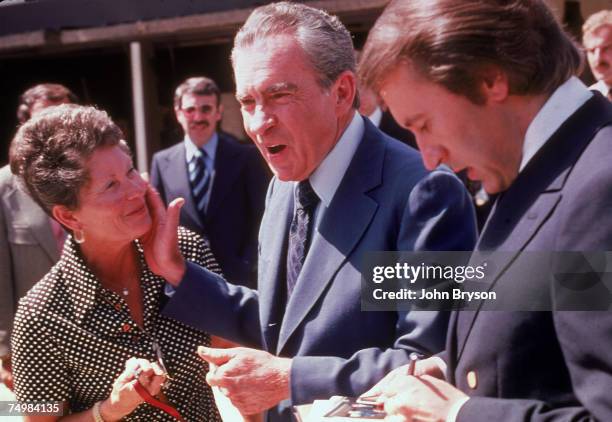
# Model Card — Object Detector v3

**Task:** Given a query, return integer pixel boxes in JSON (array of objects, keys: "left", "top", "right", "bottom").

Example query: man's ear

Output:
[
  {"left": 333, "top": 70, "right": 358, "bottom": 113},
  {"left": 216, "top": 103, "right": 224, "bottom": 122},
  {"left": 480, "top": 67, "right": 509, "bottom": 104},
  {"left": 52, "top": 205, "right": 80, "bottom": 233}
]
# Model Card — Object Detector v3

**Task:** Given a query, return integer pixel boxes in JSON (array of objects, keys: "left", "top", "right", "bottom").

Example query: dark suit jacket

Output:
[
  {"left": 445, "top": 94, "right": 612, "bottom": 421},
  {"left": 0, "top": 166, "right": 60, "bottom": 355},
  {"left": 163, "top": 118, "right": 477, "bottom": 421},
  {"left": 150, "top": 132, "right": 270, "bottom": 287}
]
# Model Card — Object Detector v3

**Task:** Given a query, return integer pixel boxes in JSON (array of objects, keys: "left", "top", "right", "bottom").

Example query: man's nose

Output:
[
  {"left": 194, "top": 108, "right": 208, "bottom": 120},
  {"left": 419, "top": 144, "right": 447, "bottom": 171},
  {"left": 247, "top": 107, "right": 276, "bottom": 137}
]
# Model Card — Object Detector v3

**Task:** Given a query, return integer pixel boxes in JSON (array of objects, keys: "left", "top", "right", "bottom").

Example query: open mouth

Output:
[{"left": 267, "top": 145, "right": 286, "bottom": 155}]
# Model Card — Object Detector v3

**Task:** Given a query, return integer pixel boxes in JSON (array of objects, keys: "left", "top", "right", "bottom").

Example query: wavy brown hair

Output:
[
  {"left": 360, "top": 0, "right": 583, "bottom": 104},
  {"left": 10, "top": 104, "right": 127, "bottom": 215}
]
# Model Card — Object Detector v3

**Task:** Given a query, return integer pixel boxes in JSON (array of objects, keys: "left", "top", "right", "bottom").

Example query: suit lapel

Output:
[
  {"left": 455, "top": 191, "right": 561, "bottom": 359},
  {"left": 6, "top": 183, "right": 58, "bottom": 261},
  {"left": 160, "top": 144, "right": 203, "bottom": 230},
  {"left": 258, "top": 180, "right": 293, "bottom": 352},
  {"left": 454, "top": 94, "right": 612, "bottom": 361},
  {"left": 206, "top": 135, "right": 243, "bottom": 222},
  {"left": 276, "top": 120, "right": 383, "bottom": 354}
]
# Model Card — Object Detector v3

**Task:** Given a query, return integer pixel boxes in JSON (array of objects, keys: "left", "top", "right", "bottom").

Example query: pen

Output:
[{"left": 407, "top": 352, "right": 419, "bottom": 376}]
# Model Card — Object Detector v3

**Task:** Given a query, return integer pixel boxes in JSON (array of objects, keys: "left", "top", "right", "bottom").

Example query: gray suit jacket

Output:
[
  {"left": 0, "top": 165, "right": 59, "bottom": 356},
  {"left": 164, "top": 118, "right": 478, "bottom": 421}
]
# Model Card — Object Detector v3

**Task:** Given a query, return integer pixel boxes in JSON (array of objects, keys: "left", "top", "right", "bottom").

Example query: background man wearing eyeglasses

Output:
[{"left": 151, "top": 76, "right": 270, "bottom": 288}]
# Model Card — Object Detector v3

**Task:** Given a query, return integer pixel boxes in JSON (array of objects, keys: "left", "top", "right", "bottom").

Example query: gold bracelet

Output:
[{"left": 92, "top": 401, "right": 106, "bottom": 422}]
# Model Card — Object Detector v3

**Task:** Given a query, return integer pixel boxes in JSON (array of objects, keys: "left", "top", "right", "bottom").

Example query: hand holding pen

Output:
[{"left": 358, "top": 352, "right": 420, "bottom": 405}]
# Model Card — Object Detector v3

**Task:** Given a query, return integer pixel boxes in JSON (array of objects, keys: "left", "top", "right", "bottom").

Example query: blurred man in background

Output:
[
  {"left": 0, "top": 83, "right": 76, "bottom": 391},
  {"left": 583, "top": 9, "right": 612, "bottom": 99},
  {"left": 151, "top": 76, "right": 269, "bottom": 287}
]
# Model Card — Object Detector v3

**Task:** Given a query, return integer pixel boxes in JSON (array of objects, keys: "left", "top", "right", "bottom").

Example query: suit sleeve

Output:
[
  {"left": 0, "top": 197, "right": 16, "bottom": 356},
  {"left": 161, "top": 262, "right": 263, "bottom": 349},
  {"left": 290, "top": 170, "right": 478, "bottom": 404},
  {"left": 160, "top": 177, "right": 280, "bottom": 350},
  {"left": 458, "top": 166, "right": 612, "bottom": 422},
  {"left": 149, "top": 154, "right": 167, "bottom": 204}
]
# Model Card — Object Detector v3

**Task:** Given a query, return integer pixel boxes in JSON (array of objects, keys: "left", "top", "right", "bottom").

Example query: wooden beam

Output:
[{"left": 0, "top": 0, "right": 388, "bottom": 55}]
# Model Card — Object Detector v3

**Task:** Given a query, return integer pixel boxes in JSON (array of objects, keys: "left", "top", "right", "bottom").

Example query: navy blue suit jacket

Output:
[
  {"left": 150, "top": 132, "right": 270, "bottom": 287},
  {"left": 445, "top": 94, "right": 612, "bottom": 421},
  {"left": 163, "top": 118, "right": 477, "bottom": 420}
]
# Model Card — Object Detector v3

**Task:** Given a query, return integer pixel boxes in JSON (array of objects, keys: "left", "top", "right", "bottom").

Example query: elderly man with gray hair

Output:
[{"left": 145, "top": 2, "right": 477, "bottom": 421}]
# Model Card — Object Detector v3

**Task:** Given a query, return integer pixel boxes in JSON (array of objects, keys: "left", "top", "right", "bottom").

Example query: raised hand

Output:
[{"left": 140, "top": 183, "right": 186, "bottom": 285}]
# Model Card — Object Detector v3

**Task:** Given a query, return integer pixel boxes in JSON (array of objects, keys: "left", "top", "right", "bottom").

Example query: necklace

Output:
[{"left": 122, "top": 287, "right": 129, "bottom": 297}]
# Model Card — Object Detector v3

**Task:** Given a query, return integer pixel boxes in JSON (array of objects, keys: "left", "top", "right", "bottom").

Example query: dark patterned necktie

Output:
[
  {"left": 286, "top": 180, "right": 320, "bottom": 298},
  {"left": 189, "top": 151, "right": 211, "bottom": 216}
]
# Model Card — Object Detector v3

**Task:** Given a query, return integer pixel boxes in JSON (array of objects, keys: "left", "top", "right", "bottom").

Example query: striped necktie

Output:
[
  {"left": 286, "top": 180, "right": 320, "bottom": 297},
  {"left": 189, "top": 151, "right": 211, "bottom": 216}
]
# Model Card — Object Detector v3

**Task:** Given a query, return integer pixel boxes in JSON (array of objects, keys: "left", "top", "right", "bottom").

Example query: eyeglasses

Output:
[{"left": 180, "top": 105, "right": 216, "bottom": 115}]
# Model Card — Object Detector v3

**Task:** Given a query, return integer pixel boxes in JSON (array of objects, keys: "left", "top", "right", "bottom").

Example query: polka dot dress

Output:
[{"left": 11, "top": 227, "right": 222, "bottom": 421}]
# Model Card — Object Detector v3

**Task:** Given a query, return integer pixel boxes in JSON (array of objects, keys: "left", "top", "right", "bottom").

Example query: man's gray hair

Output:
[
  {"left": 583, "top": 9, "right": 612, "bottom": 36},
  {"left": 231, "top": 1, "right": 359, "bottom": 108}
]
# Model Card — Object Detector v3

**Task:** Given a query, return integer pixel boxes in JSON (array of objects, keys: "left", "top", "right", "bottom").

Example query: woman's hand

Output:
[{"left": 99, "top": 357, "right": 167, "bottom": 421}]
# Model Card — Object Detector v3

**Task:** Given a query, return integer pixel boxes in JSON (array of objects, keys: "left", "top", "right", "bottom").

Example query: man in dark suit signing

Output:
[
  {"left": 359, "top": 0, "right": 612, "bottom": 421},
  {"left": 144, "top": 2, "right": 477, "bottom": 421},
  {"left": 150, "top": 77, "right": 269, "bottom": 287}
]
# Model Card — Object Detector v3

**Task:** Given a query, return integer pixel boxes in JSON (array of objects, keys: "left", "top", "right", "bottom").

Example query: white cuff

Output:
[{"left": 446, "top": 396, "right": 469, "bottom": 422}]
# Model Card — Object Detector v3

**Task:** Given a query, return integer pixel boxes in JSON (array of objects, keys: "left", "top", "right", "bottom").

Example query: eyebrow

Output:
[
  {"left": 236, "top": 82, "right": 298, "bottom": 102},
  {"left": 585, "top": 42, "right": 612, "bottom": 50},
  {"left": 402, "top": 113, "right": 425, "bottom": 128},
  {"left": 266, "top": 82, "right": 297, "bottom": 94}
]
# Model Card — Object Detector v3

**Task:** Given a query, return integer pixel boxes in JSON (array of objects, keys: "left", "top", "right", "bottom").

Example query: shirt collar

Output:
[
  {"left": 307, "top": 111, "right": 364, "bottom": 207},
  {"left": 590, "top": 79, "right": 611, "bottom": 97},
  {"left": 366, "top": 106, "right": 383, "bottom": 127},
  {"left": 60, "top": 236, "right": 159, "bottom": 325},
  {"left": 184, "top": 132, "right": 219, "bottom": 162},
  {"left": 519, "top": 76, "right": 593, "bottom": 172}
]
